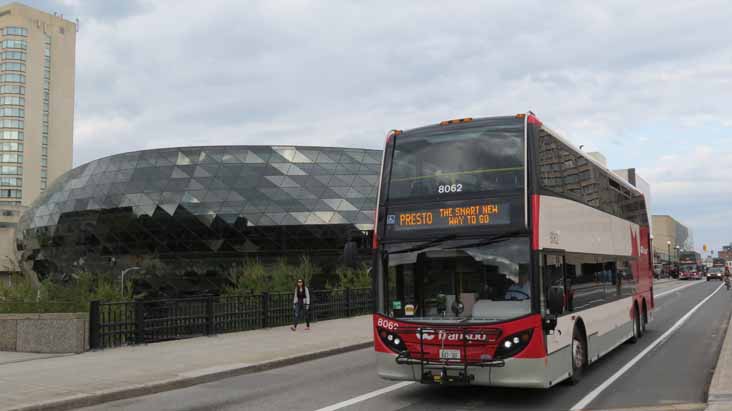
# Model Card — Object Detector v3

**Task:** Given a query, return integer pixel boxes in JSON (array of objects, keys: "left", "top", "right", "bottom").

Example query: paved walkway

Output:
[
  {"left": 707, "top": 302, "right": 732, "bottom": 411},
  {"left": 0, "top": 352, "right": 68, "bottom": 367},
  {"left": 0, "top": 315, "right": 372, "bottom": 411}
]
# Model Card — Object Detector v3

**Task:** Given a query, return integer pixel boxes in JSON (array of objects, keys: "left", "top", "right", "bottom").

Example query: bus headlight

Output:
[
  {"left": 379, "top": 328, "right": 406, "bottom": 353},
  {"left": 494, "top": 329, "right": 533, "bottom": 359}
]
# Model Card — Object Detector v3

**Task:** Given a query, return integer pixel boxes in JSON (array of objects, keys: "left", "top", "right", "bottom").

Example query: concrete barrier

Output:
[{"left": 0, "top": 313, "right": 89, "bottom": 354}]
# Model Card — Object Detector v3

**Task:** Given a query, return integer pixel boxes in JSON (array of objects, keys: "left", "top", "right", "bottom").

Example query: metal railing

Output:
[{"left": 89, "top": 288, "right": 372, "bottom": 349}]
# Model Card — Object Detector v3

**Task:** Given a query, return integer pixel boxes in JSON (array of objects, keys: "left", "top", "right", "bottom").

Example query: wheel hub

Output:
[{"left": 573, "top": 338, "right": 584, "bottom": 369}]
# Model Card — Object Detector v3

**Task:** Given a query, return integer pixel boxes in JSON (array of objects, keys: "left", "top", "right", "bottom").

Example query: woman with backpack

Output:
[{"left": 291, "top": 278, "right": 311, "bottom": 331}]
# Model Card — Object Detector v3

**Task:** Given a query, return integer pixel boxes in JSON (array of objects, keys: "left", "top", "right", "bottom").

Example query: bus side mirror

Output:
[
  {"left": 547, "top": 286, "right": 565, "bottom": 315},
  {"left": 543, "top": 315, "right": 558, "bottom": 333}
]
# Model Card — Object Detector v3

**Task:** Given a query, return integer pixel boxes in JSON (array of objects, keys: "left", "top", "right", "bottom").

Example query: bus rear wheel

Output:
[
  {"left": 640, "top": 305, "right": 647, "bottom": 335},
  {"left": 569, "top": 326, "right": 587, "bottom": 385},
  {"left": 629, "top": 306, "right": 642, "bottom": 343}
]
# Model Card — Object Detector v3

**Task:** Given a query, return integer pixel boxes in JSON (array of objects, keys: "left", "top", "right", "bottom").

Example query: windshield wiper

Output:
[
  {"left": 443, "top": 230, "right": 526, "bottom": 250},
  {"left": 388, "top": 234, "right": 457, "bottom": 255}
]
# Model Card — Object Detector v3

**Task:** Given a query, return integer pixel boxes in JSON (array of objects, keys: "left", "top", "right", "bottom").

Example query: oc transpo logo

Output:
[{"left": 415, "top": 329, "right": 488, "bottom": 342}]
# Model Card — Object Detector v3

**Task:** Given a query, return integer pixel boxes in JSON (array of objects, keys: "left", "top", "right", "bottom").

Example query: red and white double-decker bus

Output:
[
  {"left": 678, "top": 251, "right": 703, "bottom": 280},
  {"left": 372, "top": 113, "right": 653, "bottom": 388}
]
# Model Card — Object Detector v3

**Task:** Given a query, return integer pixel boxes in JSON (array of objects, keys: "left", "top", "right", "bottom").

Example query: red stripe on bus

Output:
[
  {"left": 531, "top": 195, "right": 540, "bottom": 250},
  {"left": 527, "top": 114, "right": 543, "bottom": 126}
]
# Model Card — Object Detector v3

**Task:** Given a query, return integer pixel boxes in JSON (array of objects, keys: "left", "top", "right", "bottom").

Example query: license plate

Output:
[{"left": 439, "top": 349, "right": 461, "bottom": 360}]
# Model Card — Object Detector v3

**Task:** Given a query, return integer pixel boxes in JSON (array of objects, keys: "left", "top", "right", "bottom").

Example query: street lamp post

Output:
[
  {"left": 120, "top": 267, "right": 141, "bottom": 295},
  {"left": 675, "top": 246, "right": 681, "bottom": 262},
  {"left": 667, "top": 241, "right": 672, "bottom": 263}
]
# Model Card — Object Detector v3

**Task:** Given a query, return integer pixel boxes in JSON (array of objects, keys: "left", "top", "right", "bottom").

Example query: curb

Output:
[
  {"left": 706, "top": 305, "right": 732, "bottom": 411},
  {"left": 5, "top": 341, "right": 372, "bottom": 411}
]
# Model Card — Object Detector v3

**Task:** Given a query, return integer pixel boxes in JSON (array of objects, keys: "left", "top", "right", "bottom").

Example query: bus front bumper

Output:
[{"left": 376, "top": 351, "right": 554, "bottom": 388}]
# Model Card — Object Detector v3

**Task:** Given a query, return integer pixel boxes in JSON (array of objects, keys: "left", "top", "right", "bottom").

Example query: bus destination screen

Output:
[{"left": 385, "top": 201, "right": 511, "bottom": 233}]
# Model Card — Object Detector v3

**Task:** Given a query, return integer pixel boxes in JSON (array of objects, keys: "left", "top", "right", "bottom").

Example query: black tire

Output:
[
  {"left": 568, "top": 325, "right": 587, "bottom": 385},
  {"left": 629, "top": 306, "right": 641, "bottom": 343},
  {"left": 640, "top": 305, "right": 647, "bottom": 335}
]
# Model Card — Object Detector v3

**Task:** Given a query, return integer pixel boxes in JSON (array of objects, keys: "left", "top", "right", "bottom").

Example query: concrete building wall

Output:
[
  {"left": 0, "top": 203, "right": 23, "bottom": 275},
  {"left": 652, "top": 215, "right": 691, "bottom": 262}
]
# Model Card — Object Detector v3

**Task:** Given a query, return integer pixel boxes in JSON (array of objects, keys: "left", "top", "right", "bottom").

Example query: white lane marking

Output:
[
  {"left": 313, "top": 381, "right": 415, "bottom": 411},
  {"left": 654, "top": 281, "right": 704, "bottom": 298},
  {"left": 570, "top": 282, "right": 724, "bottom": 411}
]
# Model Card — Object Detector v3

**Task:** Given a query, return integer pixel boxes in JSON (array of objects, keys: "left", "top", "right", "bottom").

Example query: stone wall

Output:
[{"left": 0, "top": 313, "right": 88, "bottom": 354}]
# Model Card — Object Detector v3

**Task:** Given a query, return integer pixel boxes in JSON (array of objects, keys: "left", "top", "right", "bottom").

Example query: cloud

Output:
[
  {"left": 639, "top": 144, "right": 732, "bottom": 250},
  {"left": 22, "top": 0, "right": 732, "bottom": 250}
]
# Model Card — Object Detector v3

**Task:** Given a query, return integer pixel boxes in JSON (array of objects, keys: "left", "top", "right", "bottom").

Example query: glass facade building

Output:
[{"left": 17, "top": 146, "right": 381, "bottom": 283}]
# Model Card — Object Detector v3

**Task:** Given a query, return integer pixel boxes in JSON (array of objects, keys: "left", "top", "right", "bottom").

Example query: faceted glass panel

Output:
[{"left": 18, "top": 146, "right": 382, "bottom": 285}]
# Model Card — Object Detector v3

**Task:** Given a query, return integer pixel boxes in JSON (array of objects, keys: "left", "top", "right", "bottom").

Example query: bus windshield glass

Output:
[
  {"left": 387, "top": 119, "right": 524, "bottom": 201},
  {"left": 384, "top": 236, "right": 530, "bottom": 323},
  {"left": 679, "top": 264, "right": 697, "bottom": 272}
]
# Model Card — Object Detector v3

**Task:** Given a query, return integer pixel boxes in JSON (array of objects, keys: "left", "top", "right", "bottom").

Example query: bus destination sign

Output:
[{"left": 385, "top": 201, "right": 511, "bottom": 232}]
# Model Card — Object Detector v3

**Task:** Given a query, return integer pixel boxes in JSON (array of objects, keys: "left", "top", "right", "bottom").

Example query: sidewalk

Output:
[
  {"left": 0, "top": 315, "right": 372, "bottom": 411},
  {"left": 707, "top": 306, "right": 732, "bottom": 411},
  {"left": 0, "top": 352, "right": 68, "bottom": 367},
  {"left": 654, "top": 277, "right": 676, "bottom": 286}
]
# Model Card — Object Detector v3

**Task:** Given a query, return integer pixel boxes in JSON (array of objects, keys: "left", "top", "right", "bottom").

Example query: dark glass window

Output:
[
  {"left": 537, "top": 129, "right": 648, "bottom": 225},
  {"left": 387, "top": 119, "right": 524, "bottom": 201}
]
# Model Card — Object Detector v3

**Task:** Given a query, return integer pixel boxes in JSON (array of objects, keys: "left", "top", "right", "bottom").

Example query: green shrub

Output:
[
  {"left": 271, "top": 256, "right": 315, "bottom": 293},
  {"left": 223, "top": 259, "right": 270, "bottom": 295},
  {"left": 332, "top": 264, "right": 371, "bottom": 289},
  {"left": 0, "top": 272, "right": 129, "bottom": 313}
]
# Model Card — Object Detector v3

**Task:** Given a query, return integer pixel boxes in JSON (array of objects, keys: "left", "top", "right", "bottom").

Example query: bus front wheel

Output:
[{"left": 569, "top": 326, "right": 587, "bottom": 385}]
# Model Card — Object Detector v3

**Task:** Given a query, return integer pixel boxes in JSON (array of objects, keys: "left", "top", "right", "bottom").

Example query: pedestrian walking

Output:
[{"left": 291, "top": 278, "right": 310, "bottom": 331}]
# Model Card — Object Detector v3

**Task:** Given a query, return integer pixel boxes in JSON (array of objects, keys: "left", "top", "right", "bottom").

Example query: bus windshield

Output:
[
  {"left": 384, "top": 236, "right": 530, "bottom": 323},
  {"left": 680, "top": 264, "right": 697, "bottom": 272},
  {"left": 387, "top": 118, "right": 524, "bottom": 201}
]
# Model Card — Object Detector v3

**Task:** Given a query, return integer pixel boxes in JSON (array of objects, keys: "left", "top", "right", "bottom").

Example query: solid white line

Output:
[
  {"left": 570, "top": 282, "right": 724, "bottom": 411},
  {"left": 313, "top": 381, "right": 415, "bottom": 411}
]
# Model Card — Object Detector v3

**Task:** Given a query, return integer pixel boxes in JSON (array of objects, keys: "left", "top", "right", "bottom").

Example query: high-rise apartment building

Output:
[{"left": 0, "top": 3, "right": 75, "bottom": 278}]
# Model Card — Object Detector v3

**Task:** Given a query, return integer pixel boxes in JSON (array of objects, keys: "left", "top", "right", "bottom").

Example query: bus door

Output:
[{"left": 540, "top": 251, "right": 572, "bottom": 348}]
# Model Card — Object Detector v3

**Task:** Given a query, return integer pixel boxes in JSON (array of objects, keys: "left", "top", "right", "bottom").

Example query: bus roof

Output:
[
  {"left": 398, "top": 113, "right": 645, "bottom": 199},
  {"left": 402, "top": 115, "right": 519, "bottom": 136}
]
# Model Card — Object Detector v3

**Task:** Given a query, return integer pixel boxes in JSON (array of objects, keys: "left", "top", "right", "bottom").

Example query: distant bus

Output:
[
  {"left": 372, "top": 113, "right": 653, "bottom": 388},
  {"left": 678, "top": 251, "right": 702, "bottom": 280}
]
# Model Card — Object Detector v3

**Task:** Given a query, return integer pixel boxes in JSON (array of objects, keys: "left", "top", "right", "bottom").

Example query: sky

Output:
[{"left": 25, "top": 0, "right": 732, "bottom": 254}]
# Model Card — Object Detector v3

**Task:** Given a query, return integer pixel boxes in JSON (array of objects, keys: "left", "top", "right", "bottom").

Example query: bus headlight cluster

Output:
[
  {"left": 379, "top": 328, "right": 406, "bottom": 353},
  {"left": 495, "top": 329, "right": 533, "bottom": 359}
]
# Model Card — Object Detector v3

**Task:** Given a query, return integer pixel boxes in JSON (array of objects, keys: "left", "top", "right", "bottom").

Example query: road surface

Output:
[{"left": 81, "top": 280, "right": 729, "bottom": 411}]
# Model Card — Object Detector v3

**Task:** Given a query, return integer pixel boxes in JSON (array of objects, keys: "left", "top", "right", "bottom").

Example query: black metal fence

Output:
[{"left": 89, "top": 288, "right": 373, "bottom": 349}]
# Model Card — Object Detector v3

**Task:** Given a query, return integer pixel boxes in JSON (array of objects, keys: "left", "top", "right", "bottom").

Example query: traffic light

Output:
[{"left": 704, "top": 244, "right": 708, "bottom": 252}]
